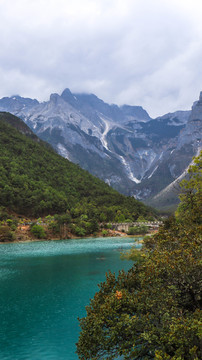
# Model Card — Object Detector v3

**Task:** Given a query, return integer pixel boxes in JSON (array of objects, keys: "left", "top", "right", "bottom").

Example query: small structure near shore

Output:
[{"left": 109, "top": 221, "right": 163, "bottom": 233}]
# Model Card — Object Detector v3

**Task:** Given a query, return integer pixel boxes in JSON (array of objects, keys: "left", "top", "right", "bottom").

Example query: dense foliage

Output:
[
  {"left": 0, "top": 113, "right": 156, "bottom": 223},
  {"left": 127, "top": 225, "right": 148, "bottom": 235},
  {"left": 77, "top": 152, "right": 202, "bottom": 359},
  {"left": 30, "top": 224, "right": 46, "bottom": 239}
]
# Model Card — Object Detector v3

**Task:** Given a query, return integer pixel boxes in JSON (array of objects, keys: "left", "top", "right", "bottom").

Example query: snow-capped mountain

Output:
[{"left": 0, "top": 89, "right": 201, "bottom": 208}]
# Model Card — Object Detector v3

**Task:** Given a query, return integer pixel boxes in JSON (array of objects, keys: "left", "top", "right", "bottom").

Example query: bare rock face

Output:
[
  {"left": 190, "top": 91, "right": 202, "bottom": 121},
  {"left": 178, "top": 92, "right": 202, "bottom": 148}
]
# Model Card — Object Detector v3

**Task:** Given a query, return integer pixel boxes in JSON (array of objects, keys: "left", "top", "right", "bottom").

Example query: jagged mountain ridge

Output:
[{"left": 0, "top": 89, "right": 201, "bottom": 207}]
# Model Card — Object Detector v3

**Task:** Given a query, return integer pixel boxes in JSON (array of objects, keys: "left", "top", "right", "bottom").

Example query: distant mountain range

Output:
[{"left": 0, "top": 89, "right": 201, "bottom": 210}]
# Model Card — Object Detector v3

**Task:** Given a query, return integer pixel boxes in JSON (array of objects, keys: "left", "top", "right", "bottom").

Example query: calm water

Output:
[{"left": 0, "top": 237, "right": 140, "bottom": 360}]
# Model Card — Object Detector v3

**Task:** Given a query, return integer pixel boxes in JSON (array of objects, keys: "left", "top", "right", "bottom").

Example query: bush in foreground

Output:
[{"left": 77, "top": 152, "right": 202, "bottom": 359}]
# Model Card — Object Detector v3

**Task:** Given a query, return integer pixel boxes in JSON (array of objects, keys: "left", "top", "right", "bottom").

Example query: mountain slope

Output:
[
  {"left": 0, "top": 112, "right": 156, "bottom": 220},
  {"left": 0, "top": 90, "right": 201, "bottom": 209}
]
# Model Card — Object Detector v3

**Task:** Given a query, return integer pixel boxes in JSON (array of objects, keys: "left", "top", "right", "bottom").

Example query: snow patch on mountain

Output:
[
  {"left": 119, "top": 156, "right": 141, "bottom": 183},
  {"left": 148, "top": 165, "right": 159, "bottom": 179},
  {"left": 99, "top": 116, "right": 114, "bottom": 151},
  {"left": 57, "top": 143, "right": 71, "bottom": 160}
]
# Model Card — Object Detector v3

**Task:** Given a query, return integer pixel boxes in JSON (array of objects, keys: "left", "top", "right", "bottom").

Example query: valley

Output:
[{"left": 0, "top": 112, "right": 158, "bottom": 243}]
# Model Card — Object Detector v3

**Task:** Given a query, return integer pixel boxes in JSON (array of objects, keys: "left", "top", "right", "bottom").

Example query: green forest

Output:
[
  {"left": 77, "top": 151, "right": 202, "bottom": 359},
  {"left": 0, "top": 112, "right": 157, "bottom": 238}
]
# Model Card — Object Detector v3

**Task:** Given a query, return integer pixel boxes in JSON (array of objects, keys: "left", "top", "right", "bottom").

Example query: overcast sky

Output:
[{"left": 0, "top": 0, "right": 202, "bottom": 117}]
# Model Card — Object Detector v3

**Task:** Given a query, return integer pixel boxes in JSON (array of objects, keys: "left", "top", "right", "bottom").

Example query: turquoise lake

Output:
[{"left": 0, "top": 237, "right": 140, "bottom": 360}]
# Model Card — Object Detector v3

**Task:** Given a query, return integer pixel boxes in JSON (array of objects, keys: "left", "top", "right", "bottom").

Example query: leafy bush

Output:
[
  {"left": 74, "top": 226, "right": 86, "bottom": 237},
  {"left": 48, "top": 221, "right": 60, "bottom": 234},
  {"left": 0, "top": 225, "right": 15, "bottom": 242},
  {"left": 30, "top": 224, "right": 46, "bottom": 239},
  {"left": 127, "top": 225, "right": 148, "bottom": 235},
  {"left": 6, "top": 218, "right": 18, "bottom": 231}
]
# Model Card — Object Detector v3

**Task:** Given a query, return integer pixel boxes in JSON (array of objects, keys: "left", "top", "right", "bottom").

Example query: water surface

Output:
[{"left": 0, "top": 237, "right": 140, "bottom": 360}]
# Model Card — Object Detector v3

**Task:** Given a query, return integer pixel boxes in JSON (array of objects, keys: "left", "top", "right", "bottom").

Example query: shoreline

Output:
[{"left": 0, "top": 231, "right": 150, "bottom": 245}]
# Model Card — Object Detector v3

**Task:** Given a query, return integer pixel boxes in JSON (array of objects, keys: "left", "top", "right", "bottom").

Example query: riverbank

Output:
[
  {"left": 0, "top": 211, "right": 158, "bottom": 244},
  {"left": 0, "top": 205, "right": 161, "bottom": 244},
  {"left": 0, "top": 225, "right": 154, "bottom": 244}
]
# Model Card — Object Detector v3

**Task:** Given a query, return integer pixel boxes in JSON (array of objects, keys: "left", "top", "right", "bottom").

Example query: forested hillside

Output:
[{"left": 0, "top": 112, "right": 156, "bottom": 222}]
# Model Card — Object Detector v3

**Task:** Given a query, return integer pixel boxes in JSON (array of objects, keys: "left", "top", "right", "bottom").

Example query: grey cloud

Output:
[{"left": 0, "top": 0, "right": 202, "bottom": 117}]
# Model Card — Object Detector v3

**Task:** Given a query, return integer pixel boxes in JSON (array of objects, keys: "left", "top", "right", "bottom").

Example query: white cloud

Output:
[{"left": 0, "top": 0, "right": 202, "bottom": 116}]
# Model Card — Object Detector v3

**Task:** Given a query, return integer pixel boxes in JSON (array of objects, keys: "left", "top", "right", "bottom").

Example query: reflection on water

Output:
[{"left": 0, "top": 237, "right": 140, "bottom": 360}]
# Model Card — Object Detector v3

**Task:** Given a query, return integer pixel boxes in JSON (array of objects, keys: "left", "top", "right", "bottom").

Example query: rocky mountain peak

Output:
[
  {"left": 121, "top": 104, "right": 151, "bottom": 121},
  {"left": 190, "top": 90, "right": 202, "bottom": 121},
  {"left": 61, "top": 88, "right": 77, "bottom": 106},
  {"left": 50, "top": 93, "right": 60, "bottom": 103}
]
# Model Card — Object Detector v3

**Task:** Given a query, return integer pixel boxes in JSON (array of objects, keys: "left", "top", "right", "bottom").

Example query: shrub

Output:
[
  {"left": 128, "top": 225, "right": 148, "bottom": 235},
  {"left": 30, "top": 224, "right": 46, "bottom": 239},
  {"left": 0, "top": 225, "right": 15, "bottom": 242},
  {"left": 102, "top": 230, "right": 108, "bottom": 237},
  {"left": 74, "top": 226, "right": 86, "bottom": 237},
  {"left": 6, "top": 218, "right": 18, "bottom": 231},
  {"left": 48, "top": 221, "right": 60, "bottom": 234}
]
